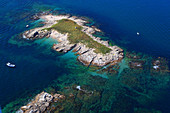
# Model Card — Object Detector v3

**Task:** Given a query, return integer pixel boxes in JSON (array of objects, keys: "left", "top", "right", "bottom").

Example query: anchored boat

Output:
[{"left": 6, "top": 62, "right": 16, "bottom": 68}]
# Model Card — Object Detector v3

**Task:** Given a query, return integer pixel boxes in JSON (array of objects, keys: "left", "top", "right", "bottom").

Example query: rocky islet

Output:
[
  {"left": 23, "top": 14, "right": 124, "bottom": 67},
  {"left": 18, "top": 91, "right": 65, "bottom": 113}
]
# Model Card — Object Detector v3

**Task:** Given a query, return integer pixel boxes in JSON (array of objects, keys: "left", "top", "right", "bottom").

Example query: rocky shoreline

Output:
[{"left": 23, "top": 14, "right": 123, "bottom": 67}]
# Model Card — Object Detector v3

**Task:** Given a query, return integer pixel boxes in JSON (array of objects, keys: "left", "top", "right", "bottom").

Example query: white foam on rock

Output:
[
  {"left": 153, "top": 65, "right": 159, "bottom": 69},
  {"left": 76, "top": 86, "right": 81, "bottom": 90}
]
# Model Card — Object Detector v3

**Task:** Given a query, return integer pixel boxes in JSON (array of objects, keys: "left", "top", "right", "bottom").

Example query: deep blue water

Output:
[
  {"left": 0, "top": 0, "right": 170, "bottom": 112},
  {"left": 43, "top": 0, "right": 170, "bottom": 57}
]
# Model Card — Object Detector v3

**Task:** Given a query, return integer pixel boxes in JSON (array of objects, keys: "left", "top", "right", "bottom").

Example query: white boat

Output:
[
  {"left": 137, "top": 32, "right": 140, "bottom": 36},
  {"left": 6, "top": 62, "right": 16, "bottom": 68}
]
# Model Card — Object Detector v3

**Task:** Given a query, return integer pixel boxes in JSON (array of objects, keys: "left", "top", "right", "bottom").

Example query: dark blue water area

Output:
[
  {"left": 44, "top": 0, "right": 170, "bottom": 58},
  {"left": 0, "top": 0, "right": 170, "bottom": 112},
  {"left": 0, "top": 41, "right": 64, "bottom": 105},
  {"left": 0, "top": 0, "right": 65, "bottom": 107}
]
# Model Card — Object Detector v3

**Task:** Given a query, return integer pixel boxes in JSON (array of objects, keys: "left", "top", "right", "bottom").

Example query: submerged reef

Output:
[
  {"left": 15, "top": 69, "right": 169, "bottom": 113},
  {"left": 23, "top": 14, "right": 123, "bottom": 67}
]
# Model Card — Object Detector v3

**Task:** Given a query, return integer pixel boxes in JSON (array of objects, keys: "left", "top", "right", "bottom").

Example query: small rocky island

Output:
[
  {"left": 18, "top": 91, "right": 65, "bottom": 113},
  {"left": 23, "top": 15, "right": 123, "bottom": 67}
]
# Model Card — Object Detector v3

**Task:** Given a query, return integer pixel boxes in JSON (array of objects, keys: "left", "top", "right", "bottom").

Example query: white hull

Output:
[{"left": 6, "top": 62, "right": 15, "bottom": 68}]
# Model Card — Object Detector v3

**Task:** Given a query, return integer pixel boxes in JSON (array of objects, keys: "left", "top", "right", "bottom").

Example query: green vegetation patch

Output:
[{"left": 46, "top": 19, "right": 111, "bottom": 54}]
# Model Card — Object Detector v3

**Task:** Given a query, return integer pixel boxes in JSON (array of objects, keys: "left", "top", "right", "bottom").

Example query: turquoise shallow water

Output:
[{"left": 0, "top": 0, "right": 170, "bottom": 113}]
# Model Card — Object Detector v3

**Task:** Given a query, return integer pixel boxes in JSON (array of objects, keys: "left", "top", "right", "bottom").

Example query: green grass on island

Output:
[{"left": 46, "top": 19, "right": 111, "bottom": 54}]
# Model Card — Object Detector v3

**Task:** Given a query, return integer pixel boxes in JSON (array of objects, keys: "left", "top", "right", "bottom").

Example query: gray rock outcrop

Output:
[{"left": 19, "top": 91, "right": 65, "bottom": 113}]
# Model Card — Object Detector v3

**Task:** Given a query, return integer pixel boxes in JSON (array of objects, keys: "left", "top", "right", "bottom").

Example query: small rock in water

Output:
[
  {"left": 26, "top": 25, "right": 29, "bottom": 28},
  {"left": 76, "top": 86, "right": 81, "bottom": 90},
  {"left": 153, "top": 65, "right": 159, "bottom": 70},
  {"left": 23, "top": 34, "right": 26, "bottom": 39}
]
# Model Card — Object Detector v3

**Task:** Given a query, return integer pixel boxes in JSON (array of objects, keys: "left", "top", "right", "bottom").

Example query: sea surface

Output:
[{"left": 0, "top": 0, "right": 170, "bottom": 113}]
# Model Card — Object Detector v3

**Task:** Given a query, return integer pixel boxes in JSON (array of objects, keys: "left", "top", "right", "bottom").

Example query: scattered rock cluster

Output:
[
  {"left": 23, "top": 29, "right": 50, "bottom": 39},
  {"left": 129, "top": 61, "right": 145, "bottom": 69},
  {"left": 151, "top": 57, "right": 169, "bottom": 73},
  {"left": 30, "top": 11, "right": 51, "bottom": 20}
]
